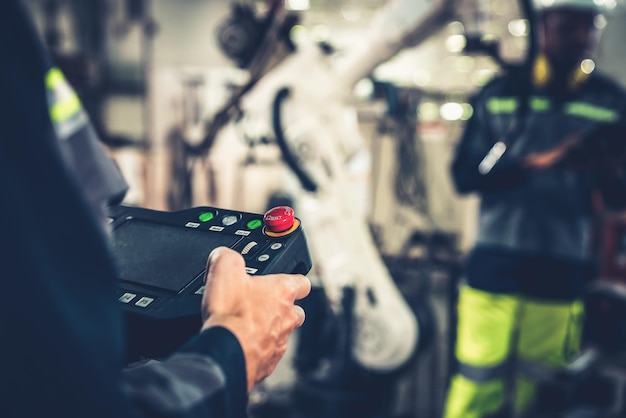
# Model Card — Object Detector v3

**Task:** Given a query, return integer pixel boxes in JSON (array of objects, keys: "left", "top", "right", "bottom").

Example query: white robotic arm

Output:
[{"left": 212, "top": 0, "right": 455, "bottom": 373}]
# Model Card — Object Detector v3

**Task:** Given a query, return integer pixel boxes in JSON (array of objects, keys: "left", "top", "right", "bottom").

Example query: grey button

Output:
[
  {"left": 245, "top": 267, "right": 258, "bottom": 274},
  {"left": 135, "top": 297, "right": 154, "bottom": 308},
  {"left": 257, "top": 254, "right": 270, "bottom": 262},
  {"left": 270, "top": 243, "right": 283, "bottom": 250},
  {"left": 119, "top": 292, "right": 136, "bottom": 303},
  {"left": 222, "top": 215, "right": 239, "bottom": 226},
  {"left": 195, "top": 286, "right": 206, "bottom": 295}
]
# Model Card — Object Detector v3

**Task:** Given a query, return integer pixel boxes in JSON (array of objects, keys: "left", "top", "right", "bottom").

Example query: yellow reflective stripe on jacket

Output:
[
  {"left": 564, "top": 101, "right": 620, "bottom": 122},
  {"left": 530, "top": 96, "right": 550, "bottom": 111},
  {"left": 487, "top": 95, "right": 620, "bottom": 122},
  {"left": 486, "top": 97, "right": 518, "bottom": 114},
  {"left": 486, "top": 96, "right": 551, "bottom": 114},
  {"left": 46, "top": 67, "right": 82, "bottom": 123},
  {"left": 45, "top": 67, "right": 88, "bottom": 140}
]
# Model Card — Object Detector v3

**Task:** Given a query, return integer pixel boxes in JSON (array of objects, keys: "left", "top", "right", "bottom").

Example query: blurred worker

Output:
[
  {"left": 444, "top": 0, "right": 626, "bottom": 416},
  {"left": 0, "top": 1, "right": 310, "bottom": 417}
]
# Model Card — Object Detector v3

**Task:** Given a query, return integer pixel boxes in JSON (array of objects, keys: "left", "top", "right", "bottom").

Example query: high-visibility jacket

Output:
[
  {"left": 452, "top": 55, "right": 626, "bottom": 263},
  {"left": 444, "top": 56, "right": 626, "bottom": 418}
]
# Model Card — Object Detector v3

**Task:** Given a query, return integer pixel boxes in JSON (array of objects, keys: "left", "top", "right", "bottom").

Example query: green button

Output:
[
  {"left": 247, "top": 219, "right": 262, "bottom": 230},
  {"left": 198, "top": 212, "right": 215, "bottom": 222}
]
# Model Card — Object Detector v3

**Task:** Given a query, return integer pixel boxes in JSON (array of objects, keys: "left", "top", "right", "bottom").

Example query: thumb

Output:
[{"left": 204, "top": 247, "right": 246, "bottom": 284}]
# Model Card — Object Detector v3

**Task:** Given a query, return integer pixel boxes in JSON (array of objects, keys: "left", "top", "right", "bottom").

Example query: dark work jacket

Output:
[
  {"left": 0, "top": 1, "right": 246, "bottom": 417},
  {"left": 452, "top": 64, "right": 626, "bottom": 263}
]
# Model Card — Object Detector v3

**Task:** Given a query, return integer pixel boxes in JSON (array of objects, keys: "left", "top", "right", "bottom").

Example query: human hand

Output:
[
  {"left": 200, "top": 247, "right": 311, "bottom": 392},
  {"left": 522, "top": 135, "right": 582, "bottom": 170}
]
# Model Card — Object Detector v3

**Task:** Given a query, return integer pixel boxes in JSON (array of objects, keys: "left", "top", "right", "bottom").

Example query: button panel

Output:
[
  {"left": 198, "top": 211, "right": 215, "bottom": 222},
  {"left": 240, "top": 241, "right": 259, "bottom": 255},
  {"left": 111, "top": 204, "right": 311, "bottom": 324},
  {"left": 119, "top": 292, "right": 136, "bottom": 303},
  {"left": 222, "top": 215, "right": 239, "bottom": 226},
  {"left": 135, "top": 297, "right": 155, "bottom": 308},
  {"left": 263, "top": 206, "right": 295, "bottom": 232},
  {"left": 247, "top": 219, "right": 263, "bottom": 230}
]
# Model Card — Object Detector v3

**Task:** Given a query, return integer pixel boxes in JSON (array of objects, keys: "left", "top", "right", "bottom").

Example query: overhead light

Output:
[
  {"left": 594, "top": 14, "right": 607, "bottom": 29},
  {"left": 461, "top": 103, "right": 474, "bottom": 120},
  {"left": 440, "top": 102, "right": 464, "bottom": 121},
  {"left": 581, "top": 59, "right": 595, "bottom": 74},
  {"left": 446, "top": 34, "right": 466, "bottom": 53},
  {"left": 595, "top": 0, "right": 617, "bottom": 10},
  {"left": 418, "top": 102, "right": 439, "bottom": 121},
  {"left": 508, "top": 19, "right": 529, "bottom": 37},
  {"left": 286, "top": 0, "right": 310, "bottom": 11},
  {"left": 289, "top": 25, "right": 308, "bottom": 44}
]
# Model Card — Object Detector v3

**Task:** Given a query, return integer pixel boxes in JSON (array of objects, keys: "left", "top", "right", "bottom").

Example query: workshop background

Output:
[{"left": 21, "top": 0, "right": 626, "bottom": 417}]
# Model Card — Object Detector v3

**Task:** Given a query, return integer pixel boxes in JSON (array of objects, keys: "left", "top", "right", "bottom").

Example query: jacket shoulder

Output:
[{"left": 587, "top": 71, "right": 626, "bottom": 98}]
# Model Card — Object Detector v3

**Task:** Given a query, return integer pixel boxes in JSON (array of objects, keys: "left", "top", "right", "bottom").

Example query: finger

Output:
[
  {"left": 280, "top": 274, "right": 312, "bottom": 301},
  {"left": 293, "top": 304, "right": 306, "bottom": 328},
  {"left": 204, "top": 247, "right": 245, "bottom": 283}
]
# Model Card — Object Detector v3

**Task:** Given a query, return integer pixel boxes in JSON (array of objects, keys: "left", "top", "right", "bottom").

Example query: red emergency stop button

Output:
[{"left": 263, "top": 206, "right": 295, "bottom": 232}]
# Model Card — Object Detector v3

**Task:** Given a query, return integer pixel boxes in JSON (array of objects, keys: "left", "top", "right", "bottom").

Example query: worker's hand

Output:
[
  {"left": 522, "top": 135, "right": 582, "bottom": 170},
  {"left": 200, "top": 247, "right": 311, "bottom": 392}
]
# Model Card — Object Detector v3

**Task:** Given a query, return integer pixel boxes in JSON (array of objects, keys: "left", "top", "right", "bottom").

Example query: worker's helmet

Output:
[{"left": 533, "top": 0, "right": 615, "bottom": 14}]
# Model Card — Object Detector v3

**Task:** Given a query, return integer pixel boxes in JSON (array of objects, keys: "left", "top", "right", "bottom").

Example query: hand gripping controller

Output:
[{"left": 107, "top": 204, "right": 312, "bottom": 361}]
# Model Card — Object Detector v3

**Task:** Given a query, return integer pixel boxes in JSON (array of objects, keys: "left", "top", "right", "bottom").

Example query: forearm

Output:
[
  {"left": 452, "top": 146, "right": 527, "bottom": 194},
  {"left": 122, "top": 327, "right": 248, "bottom": 418}
]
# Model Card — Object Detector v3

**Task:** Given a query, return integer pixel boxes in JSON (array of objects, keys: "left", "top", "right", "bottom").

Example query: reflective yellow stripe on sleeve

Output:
[
  {"left": 45, "top": 67, "right": 88, "bottom": 140},
  {"left": 564, "top": 102, "right": 620, "bottom": 122},
  {"left": 486, "top": 97, "right": 518, "bottom": 114},
  {"left": 486, "top": 96, "right": 551, "bottom": 114},
  {"left": 46, "top": 67, "right": 82, "bottom": 123}
]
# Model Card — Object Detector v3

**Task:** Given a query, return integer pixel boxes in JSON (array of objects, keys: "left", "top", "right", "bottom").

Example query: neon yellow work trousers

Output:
[{"left": 443, "top": 285, "right": 584, "bottom": 418}]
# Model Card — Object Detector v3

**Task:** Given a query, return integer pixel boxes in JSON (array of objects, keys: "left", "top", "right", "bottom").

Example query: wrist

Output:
[{"left": 201, "top": 316, "right": 258, "bottom": 392}]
